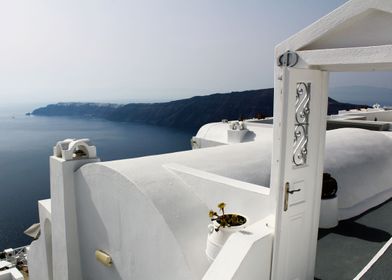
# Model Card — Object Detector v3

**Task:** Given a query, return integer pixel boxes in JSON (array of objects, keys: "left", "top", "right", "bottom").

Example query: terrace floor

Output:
[{"left": 315, "top": 198, "right": 392, "bottom": 280}]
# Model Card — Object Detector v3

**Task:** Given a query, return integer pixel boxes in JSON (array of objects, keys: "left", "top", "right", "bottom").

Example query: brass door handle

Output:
[{"left": 284, "top": 182, "right": 289, "bottom": 211}]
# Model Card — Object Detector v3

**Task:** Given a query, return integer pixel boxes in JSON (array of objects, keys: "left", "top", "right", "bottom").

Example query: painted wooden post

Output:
[{"left": 271, "top": 65, "right": 329, "bottom": 280}]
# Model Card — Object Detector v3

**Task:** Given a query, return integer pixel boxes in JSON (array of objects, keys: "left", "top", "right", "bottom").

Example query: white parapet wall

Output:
[
  {"left": 336, "top": 109, "right": 392, "bottom": 122},
  {"left": 0, "top": 268, "right": 23, "bottom": 280},
  {"left": 28, "top": 199, "right": 52, "bottom": 280},
  {"left": 69, "top": 128, "right": 392, "bottom": 279},
  {"left": 28, "top": 127, "right": 392, "bottom": 279},
  {"left": 203, "top": 217, "right": 274, "bottom": 280},
  {"left": 70, "top": 140, "right": 276, "bottom": 280},
  {"left": 193, "top": 125, "right": 392, "bottom": 220},
  {"left": 324, "top": 128, "right": 392, "bottom": 219}
]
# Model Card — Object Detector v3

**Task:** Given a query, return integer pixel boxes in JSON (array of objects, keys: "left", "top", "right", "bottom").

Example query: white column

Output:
[
  {"left": 270, "top": 66, "right": 329, "bottom": 280},
  {"left": 50, "top": 139, "right": 99, "bottom": 280}
]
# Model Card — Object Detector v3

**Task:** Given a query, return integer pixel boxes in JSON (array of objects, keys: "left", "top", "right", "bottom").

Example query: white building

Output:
[{"left": 27, "top": 0, "right": 392, "bottom": 279}]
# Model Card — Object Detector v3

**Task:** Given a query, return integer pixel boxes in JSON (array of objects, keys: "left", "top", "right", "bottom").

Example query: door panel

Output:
[{"left": 271, "top": 68, "right": 329, "bottom": 280}]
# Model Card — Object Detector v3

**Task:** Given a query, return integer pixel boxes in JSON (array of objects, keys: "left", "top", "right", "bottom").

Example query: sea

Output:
[{"left": 0, "top": 104, "right": 194, "bottom": 250}]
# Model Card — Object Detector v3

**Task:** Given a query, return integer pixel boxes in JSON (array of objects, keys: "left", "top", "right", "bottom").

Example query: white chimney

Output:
[{"left": 50, "top": 139, "right": 100, "bottom": 280}]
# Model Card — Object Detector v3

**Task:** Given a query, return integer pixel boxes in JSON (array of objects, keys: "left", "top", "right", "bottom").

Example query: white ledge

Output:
[
  {"left": 164, "top": 163, "right": 270, "bottom": 196},
  {"left": 297, "top": 44, "right": 392, "bottom": 71}
]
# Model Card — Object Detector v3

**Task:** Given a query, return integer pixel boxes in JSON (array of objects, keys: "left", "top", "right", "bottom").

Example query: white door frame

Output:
[
  {"left": 271, "top": 44, "right": 392, "bottom": 279},
  {"left": 271, "top": 64, "right": 329, "bottom": 280}
]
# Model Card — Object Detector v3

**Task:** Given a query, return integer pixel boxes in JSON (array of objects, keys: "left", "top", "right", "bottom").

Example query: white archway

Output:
[{"left": 271, "top": 0, "right": 392, "bottom": 279}]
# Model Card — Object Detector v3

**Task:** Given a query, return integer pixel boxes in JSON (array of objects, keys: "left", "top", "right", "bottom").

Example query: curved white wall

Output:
[
  {"left": 70, "top": 127, "right": 392, "bottom": 279},
  {"left": 74, "top": 165, "right": 198, "bottom": 280},
  {"left": 324, "top": 128, "right": 392, "bottom": 219},
  {"left": 73, "top": 138, "right": 274, "bottom": 280},
  {"left": 194, "top": 127, "right": 392, "bottom": 218}
]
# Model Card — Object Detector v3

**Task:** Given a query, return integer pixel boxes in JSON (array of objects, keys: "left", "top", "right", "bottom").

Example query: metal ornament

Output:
[
  {"left": 277, "top": 51, "right": 299, "bottom": 67},
  {"left": 293, "top": 82, "right": 311, "bottom": 167}
]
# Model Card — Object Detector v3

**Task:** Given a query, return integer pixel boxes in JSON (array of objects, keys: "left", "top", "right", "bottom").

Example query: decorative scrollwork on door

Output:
[{"left": 293, "top": 82, "right": 311, "bottom": 167}]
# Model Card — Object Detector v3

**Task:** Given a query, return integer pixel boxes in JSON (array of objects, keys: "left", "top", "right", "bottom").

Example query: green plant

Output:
[{"left": 209, "top": 202, "right": 247, "bottom": 232}]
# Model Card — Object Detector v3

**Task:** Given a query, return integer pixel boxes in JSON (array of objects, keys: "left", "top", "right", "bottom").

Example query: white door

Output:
[{"left": 271, "top": 68, "right": 329, "bottom": 280}]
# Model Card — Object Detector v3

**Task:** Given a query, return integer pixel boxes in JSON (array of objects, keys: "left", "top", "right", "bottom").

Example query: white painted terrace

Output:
[{"left": 24, "top": 0, "right": 392, "bottom": 279}]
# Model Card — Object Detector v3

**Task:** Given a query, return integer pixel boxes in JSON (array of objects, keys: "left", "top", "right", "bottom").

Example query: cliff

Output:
[{"left": 32, "top": 88, "right": 366, "bottom": 129}]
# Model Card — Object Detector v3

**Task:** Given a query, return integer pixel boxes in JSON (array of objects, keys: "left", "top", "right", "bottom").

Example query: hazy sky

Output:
[{"left": 1, "top": 0, "right": 391, "bottom": 104}]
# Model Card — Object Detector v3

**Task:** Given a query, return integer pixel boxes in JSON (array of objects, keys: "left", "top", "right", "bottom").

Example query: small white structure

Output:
[
  {"left": 192, "top": 120, "right": 273, "bottom": 148},
  {"left": 29, "top": 139, "right": 99, "bottom": 280},
  {"left": 335, "top": 106, "right": 392, "bottom": 122},
  {"left": 0, "top": 268, "right": 23, "bottom": 280},
  {"left": 27, "top": 0, "right": 392, "bottom": 279}
]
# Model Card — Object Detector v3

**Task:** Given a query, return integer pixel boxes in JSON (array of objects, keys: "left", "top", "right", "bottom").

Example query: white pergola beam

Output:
[
  {"left": 276, "top": 0, "right": 392, "bottom": 55},
  {"left": 297, "top": 44, "right": 392, "bottom": 71}
]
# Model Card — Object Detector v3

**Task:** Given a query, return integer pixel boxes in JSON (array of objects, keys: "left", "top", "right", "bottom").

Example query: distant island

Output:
[{"left": 31, "top": 88, "right": 366, "bottom": 130}]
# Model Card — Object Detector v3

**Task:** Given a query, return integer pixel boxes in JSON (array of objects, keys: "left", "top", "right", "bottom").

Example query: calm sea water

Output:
[{"left": 0, "top": 105, "right": 194, "bottom": 250}]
